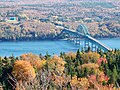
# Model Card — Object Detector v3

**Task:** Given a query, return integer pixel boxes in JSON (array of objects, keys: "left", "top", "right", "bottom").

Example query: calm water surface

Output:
[{"left": 0, "top": 38, "right": 120, "bottom": 57}]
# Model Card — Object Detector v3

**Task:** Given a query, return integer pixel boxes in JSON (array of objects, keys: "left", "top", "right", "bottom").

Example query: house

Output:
[{"left": 6, "top": 15, "right": 19, "bottom": 24}]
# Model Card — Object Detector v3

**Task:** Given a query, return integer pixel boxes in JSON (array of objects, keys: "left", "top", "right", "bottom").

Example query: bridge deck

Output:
[{"left": 85, "top": 35, "right": 112, "bottom": 51}]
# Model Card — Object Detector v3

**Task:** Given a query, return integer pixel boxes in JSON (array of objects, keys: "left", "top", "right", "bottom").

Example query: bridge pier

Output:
[
  {"left": 71, "top": 37, "right": 74, "bottom": 43},
  {"left": 69, "top": 37, "right": 74, "bottom": 42},
  {"left": 97, "top": 46, "right": 101, "bottom": 52},
  {"left": 75, "top": 37, "right": 81, "bottom": 45},
  {"left": 78, "top": 38, "right": 81, "bottom": 45},
  {"left": 92, "top": 43, "right": 97, "bottom": 52},
  {"left": 73, "top": 37, "right": 76, "bottom": 44},
  {"left": 84, "top": 39, "right": 89, "bottom": 51}
]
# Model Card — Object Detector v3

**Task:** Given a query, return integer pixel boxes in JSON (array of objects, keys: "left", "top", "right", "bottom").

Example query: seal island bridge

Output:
[{"left": 57, "top": 24, "right": 112, "bottom": 52}]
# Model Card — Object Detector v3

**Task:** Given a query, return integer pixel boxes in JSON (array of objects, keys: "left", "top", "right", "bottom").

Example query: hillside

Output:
[{"left": 0, "top": 0, "right": 120, "bottom": 41}]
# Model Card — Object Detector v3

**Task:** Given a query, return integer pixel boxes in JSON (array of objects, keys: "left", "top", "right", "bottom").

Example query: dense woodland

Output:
[
  {"left": 0, "top": 0, "right": 120, "bottom": 41},
  {"left": 0, "top": 48, "right": 120, "bottom": 90}
]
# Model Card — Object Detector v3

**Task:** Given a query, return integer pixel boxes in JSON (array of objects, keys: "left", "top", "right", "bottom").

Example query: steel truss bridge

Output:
[{"left": 57, "top": 24, "right": 112, "bottom": 52}]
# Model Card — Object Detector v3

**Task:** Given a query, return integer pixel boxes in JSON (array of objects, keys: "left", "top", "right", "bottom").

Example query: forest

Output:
[
  {"left": 0, "top": 0, "right": 120, "bottom": 41},
  {"left": 0, "top": 48, "right": 120, "bottom": 90}
]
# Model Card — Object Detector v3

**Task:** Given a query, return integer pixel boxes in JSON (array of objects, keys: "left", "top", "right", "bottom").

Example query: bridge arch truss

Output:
[{"left": 57, "top": 24, "right": 112, "bottom": 52}]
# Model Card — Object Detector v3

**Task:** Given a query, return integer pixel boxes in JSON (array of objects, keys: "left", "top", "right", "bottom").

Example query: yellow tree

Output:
[
  {"left": 20, "top": 53, "right": 46, "bottom": 70},
  {"left": 12, "top": 60, "right": 36, "bottom": 82},
  {"left": 20, "top": 53, "right": 41, "bottom": 63},
  {"left": 70, "top": 76, "right": 89, "bottom": 89},
  {"left": 53, "top": 74, "right": 70, "bottom": 90},
  {"left": 47, "top": 55, "right": 66, "bottom": 75},
  {"left": 65, "top": 52, "right": 76, "bottom": 60},
  {"left": 81, "top": 52, "right": 100, "bottom": 63},
  {"left": 78, "top": 63, "right": 100, "bottom": 76}
]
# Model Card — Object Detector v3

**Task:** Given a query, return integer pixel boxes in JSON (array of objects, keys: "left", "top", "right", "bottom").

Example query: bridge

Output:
[{"left": 57, "top": 24, "right": 112, "bottom": 52}]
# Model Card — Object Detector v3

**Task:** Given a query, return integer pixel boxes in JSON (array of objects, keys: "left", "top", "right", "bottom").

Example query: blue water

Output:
[
  {"left": 99, "top": 38, "right": 120, "bottom": 49},
  {"left": 0, "top": 40, "right": 79, "bottom": 57},
  {"left": 0, "top": 38, "right": 120, "bottom": 57}
]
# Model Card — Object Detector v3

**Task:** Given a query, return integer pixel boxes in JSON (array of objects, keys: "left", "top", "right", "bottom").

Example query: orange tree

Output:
[{"left": 12, "top": 60, "right": 36, "bottom": 82}]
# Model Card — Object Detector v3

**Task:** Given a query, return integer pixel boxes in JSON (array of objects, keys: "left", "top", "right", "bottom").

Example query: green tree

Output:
[
  {"left": 112, "top": 65, "right": 118, "bottom": 85},
  {"left": 76, "top": 49, "right": 82, "bottom": 65}
]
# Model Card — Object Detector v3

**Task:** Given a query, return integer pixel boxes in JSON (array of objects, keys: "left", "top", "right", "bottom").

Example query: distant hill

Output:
[
  {"left": 0, "top": 0, "right": 19, "bottom": 2},
  {"left": 0, "top": 0, "right": 119, "bottom": 41}
]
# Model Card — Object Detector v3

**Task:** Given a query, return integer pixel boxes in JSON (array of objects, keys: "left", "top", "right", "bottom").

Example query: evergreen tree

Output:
[
  {"left": 76, "top": 49, "right": 80, "bottom": 60},
  {"left": 87, "top": 46, "right": 91, "bottom": 52},
  {"left": 45, "top": 51, "right": 51, "bottom": 60},
  {"left": 76, "top": 49, "right": 82, "bottom": 65},
  {"left": 112, "top": 65, "right": 118, "bottom": 85},
  {"left": 84, "top": 67, "right": 89, "bottom": 77}
]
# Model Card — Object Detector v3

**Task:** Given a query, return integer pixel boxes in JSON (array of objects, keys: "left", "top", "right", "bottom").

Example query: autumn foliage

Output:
[
  {"left": 70, "top": 76, "right": 89, "bottom": 89},
  {"left": 65, "top": 52, "right": 76, "bottom": 60},
  {"left": 47, "top": 55, "right": 66, "bottom": 74},
  {"left": 1, "top": 50, "right": 120, "bottom": 90},
  {"left": 81, "top": 52, "right": 100, "bottom": 63},
  {"left": 97, "top": 58, "right": 108, "bottom": 65},
  {"left": 12, "top": 60, "right": 36, "bottom": 82},
  {"left": 20, "top": 53, "right": 46, "bottom": 70}
]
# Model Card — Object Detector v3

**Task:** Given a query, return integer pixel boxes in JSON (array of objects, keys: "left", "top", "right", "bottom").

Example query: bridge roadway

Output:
[
  {"left": 85, "top": 35, "right": 112, "bottom": 51},
  {"left": 60, "top": 28, "right": 112, "bottom": 51}
]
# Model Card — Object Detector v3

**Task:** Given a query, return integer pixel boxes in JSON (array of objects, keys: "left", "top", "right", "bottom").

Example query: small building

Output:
[{"left": 6, "top": 16, "right": 19, "bottom": 24}]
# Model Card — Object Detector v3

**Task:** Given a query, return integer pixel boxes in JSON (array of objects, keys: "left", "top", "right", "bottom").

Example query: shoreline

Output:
[{"left": 0, "top": 37, "right": 120, "bottom": 42}]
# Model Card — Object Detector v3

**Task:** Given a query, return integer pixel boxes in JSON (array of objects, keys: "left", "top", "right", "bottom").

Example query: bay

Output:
[{"left": 0, "top": 38, "right": 120, "bottom": 57}]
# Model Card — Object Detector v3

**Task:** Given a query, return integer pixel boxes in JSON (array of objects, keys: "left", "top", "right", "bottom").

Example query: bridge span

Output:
[{"left": 57, "top": 24, "right": 112, "bottom": 52}]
